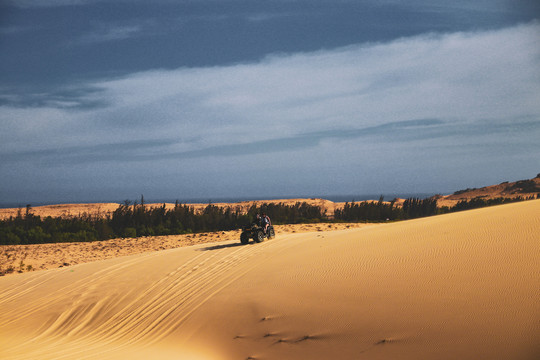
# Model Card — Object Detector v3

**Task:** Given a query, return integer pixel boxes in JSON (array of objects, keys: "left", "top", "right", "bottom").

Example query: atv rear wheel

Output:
[{"left": 240, "top": 232, "right": 249, "bottom": 245}]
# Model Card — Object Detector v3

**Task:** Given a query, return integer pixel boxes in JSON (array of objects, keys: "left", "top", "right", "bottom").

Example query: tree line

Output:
[
  {"left": 334, "top": 195, "right": 538, "bottom": 222},
  {"left": 0, "top": 200, "right": 326, "bottom": 245},
  {"left": 334, "top": 196, "right": 439, "bottom": 221},
  {"left": 1, "top": 194, "right": 537, "bottom": 245}
]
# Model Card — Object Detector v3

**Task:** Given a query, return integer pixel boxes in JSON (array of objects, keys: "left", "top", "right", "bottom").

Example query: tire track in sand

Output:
[
  {"left": 0, "top": 250, "right": 168, "bottom": 329},
  {"left": 1, "top": 236, "right": 294, "bottom": 360}
]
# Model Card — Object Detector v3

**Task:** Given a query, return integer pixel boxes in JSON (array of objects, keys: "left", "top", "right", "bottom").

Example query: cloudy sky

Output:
[{"left": 1, "top": 0, "right": 539, "bottom": 204}]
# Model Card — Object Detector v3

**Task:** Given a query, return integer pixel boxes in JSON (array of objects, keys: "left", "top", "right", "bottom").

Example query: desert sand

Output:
[{"left": 0, "top": 200, "right": 539, "bottom": 359}]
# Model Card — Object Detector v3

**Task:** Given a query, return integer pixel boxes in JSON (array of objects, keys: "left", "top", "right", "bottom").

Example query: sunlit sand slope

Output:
[{"left": 1, "top": 200, "right": 539, "bottom": 359}]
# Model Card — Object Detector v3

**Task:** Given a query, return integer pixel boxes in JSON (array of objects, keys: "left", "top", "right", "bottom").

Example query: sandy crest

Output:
[
  {"left": 0, "top": 203, "right": 121, "bottom": 219},
  {"left": 0, "top": 200, "right": 539, "bottom": 359},
  {"left": 0, "top": 223, "right": 369, "bottom": 275}
]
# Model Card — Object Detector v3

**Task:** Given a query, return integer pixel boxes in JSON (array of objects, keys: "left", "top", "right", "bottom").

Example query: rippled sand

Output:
[{"left": 0, "top": 200, "right": 538, "bottom": 359}]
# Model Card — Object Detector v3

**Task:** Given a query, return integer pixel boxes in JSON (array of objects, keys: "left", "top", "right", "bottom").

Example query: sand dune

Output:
[
  {"left": 0, "top": 200, "right": 539, "bottom": 359},
  {"left": 0, "top": 203, "right": 121, "bottom": 220}
]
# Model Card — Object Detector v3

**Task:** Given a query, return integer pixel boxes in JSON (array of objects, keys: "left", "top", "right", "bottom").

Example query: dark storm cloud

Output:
[{"left": 2, "top": 0, "right": 538, "bottom": 89}]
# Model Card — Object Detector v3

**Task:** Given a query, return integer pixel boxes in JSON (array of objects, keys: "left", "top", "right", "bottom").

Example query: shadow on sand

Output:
[{"left": 198, "top": 242, "right": 247, "bottom": 251}]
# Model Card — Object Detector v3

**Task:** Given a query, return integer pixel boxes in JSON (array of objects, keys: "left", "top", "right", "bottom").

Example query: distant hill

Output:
[{"left": 435, "top": 174, "right": 540, "bottom": 207}]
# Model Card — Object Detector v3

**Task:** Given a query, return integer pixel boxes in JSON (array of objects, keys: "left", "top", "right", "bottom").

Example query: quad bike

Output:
[{"left": 240, "top": 222, "right": 275, "bottom": 244}]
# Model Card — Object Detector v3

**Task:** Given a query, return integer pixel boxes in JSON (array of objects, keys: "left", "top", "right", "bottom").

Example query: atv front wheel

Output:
[{"left": 254, "top": 230, "right": 265, "bottom": 243}]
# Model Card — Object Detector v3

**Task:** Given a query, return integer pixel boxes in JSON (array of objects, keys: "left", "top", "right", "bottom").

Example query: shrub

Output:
[
  {"left": 123, "top": 227, "right": 137, "bottom": 238},
  {"left": 0, "top": 231, "right": 21, "bottom": 245}
]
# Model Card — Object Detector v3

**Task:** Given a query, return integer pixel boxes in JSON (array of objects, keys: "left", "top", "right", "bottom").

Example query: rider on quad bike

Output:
[
  {"left": 261, "top": 213, "right": 271, "bottom": 234},
  {"left": 240, "top": 213, "right": 275, "bottom": 244}
]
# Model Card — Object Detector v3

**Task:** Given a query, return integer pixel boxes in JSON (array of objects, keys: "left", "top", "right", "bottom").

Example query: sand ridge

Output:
[
  {"left": 0, "top": 223, "right": 370, "bottom": 276},
  {"left": 0, "top": 200, "right": 539, "bottom": 359}
]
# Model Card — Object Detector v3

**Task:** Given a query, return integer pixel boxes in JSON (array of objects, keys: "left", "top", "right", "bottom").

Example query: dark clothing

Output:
[{"left": 261, "top": 215, "right": 271, "bottom": 233}]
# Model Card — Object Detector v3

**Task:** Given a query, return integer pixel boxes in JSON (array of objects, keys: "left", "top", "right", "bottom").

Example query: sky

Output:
[{"left": 1, "top": 0, "right": 540, "bottom": 204}]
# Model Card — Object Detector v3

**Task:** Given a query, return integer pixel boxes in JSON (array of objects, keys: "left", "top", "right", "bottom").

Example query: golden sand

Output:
[{"left": 0, "top": 200, "right": 538, "bottom": 359}]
